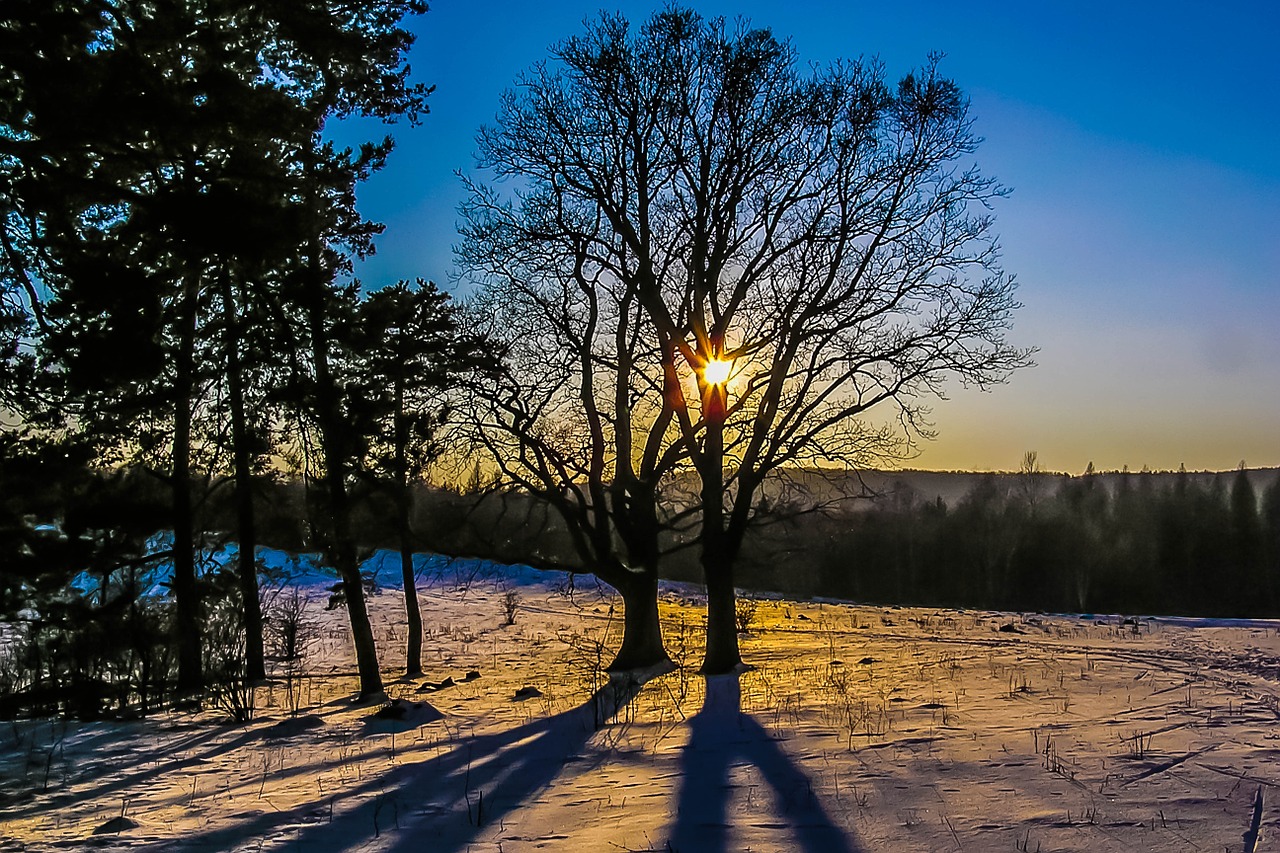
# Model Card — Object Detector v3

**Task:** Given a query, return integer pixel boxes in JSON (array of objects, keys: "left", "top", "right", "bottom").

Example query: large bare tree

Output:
[
  {"left": 462, "top": 9, "right": 1030, "bottom": 673},
  {"left": 460, "top": 200, "right": 690, "bottom": 672}
]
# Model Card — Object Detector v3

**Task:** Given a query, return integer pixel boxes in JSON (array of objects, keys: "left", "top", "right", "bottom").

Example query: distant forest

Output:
[
  {"left": 406, "top": 464, "right": 1280, "bottom": 620},
  {"left": 730, "top": 466, "right": 1280, "bottom": 619},
  {"left": 428, "top": 464, "right": 1280, "bottom": 619},
  {"left": 446, "top": 465, "right": 1280, "bottom": 619},
  {"left": 9, "top": 451, "right": 1276, "bottom": 622}
]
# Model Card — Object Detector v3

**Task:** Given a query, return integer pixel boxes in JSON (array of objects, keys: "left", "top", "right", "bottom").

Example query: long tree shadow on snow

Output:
[
  {"left": 0, "top": 721, "right": 265, "bottom": 820},
  {"left": 667, "top": 674, "right": 862, "bottom": 853},
  {"left": 171, "top": 673, "right": 651, "bottom": 852}
]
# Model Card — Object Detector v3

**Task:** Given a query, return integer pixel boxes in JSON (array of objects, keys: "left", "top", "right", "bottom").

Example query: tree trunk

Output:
[
  {"left": 607, "top": 569, "right": 669, "bottom": 672},
  {"left": 399, "top": 483, "right": 423, "bottom": 677},
  {"left": 221, "top": 276, "right": 265, "bottom": 682},
  {"left": 298, "top": 147, "right": 384, "bottom": 700},
  {"left": 392, "top": 375, "right": 423, "bottom": 677},
  {"left": 172, "top": 276, "right": 202, "bottom": 692},
  {"left": 698, "top": 400, "right": 741, "bottom": 675},
  {"left": 327, "top": 484, "right": 384, "bottom": 699},
  {"left": 231, "top": 429, "right": 265, "bottom": 683},
  {"left": 308, "top": 297, "right": 384, "bottom": 699},
  {"left": 344, "top": 596, "right": 384, "bottom": 698},
  {"left": 700, "top": 552, "right": 741, "bottom": 674}
]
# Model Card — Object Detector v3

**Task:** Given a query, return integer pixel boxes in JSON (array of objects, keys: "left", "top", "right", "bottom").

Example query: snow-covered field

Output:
[{"left": 2, "top": 555, "right": 1279, "bottom": 852}]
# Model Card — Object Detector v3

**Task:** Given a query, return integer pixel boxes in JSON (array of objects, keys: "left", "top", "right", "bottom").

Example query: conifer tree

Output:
[
  {"left": 4, "top": 0, "right": 430, "bottom": 697},
  {"left": 256, "top": 0, "right": 431, "bottom": 699},
  {"left": 353, "top": 280, "right": 480, "bottom": 676}
]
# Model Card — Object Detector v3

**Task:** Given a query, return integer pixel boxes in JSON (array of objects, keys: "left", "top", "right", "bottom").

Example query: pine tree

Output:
[
  {"left": 352, "top": 280, "right": 479, "bottom": 676},
  {"left": 6, "top": 0, "right": 429, "bottom": 697},
  {"left": 244, "top": 4, "right": 429, "bottom": 700}
]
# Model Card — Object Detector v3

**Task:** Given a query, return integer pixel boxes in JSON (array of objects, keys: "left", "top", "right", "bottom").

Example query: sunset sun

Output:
[{"left": 702, "top": 357, "right": 732, "bottom": 386}]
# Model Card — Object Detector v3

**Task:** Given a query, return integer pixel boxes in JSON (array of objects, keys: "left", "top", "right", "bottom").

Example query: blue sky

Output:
[{"left": 335, "top": 0, "right": 1279, "bottom": 473}]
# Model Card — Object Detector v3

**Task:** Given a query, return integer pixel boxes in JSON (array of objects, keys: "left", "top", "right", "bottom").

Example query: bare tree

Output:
[
  {"left": 1018, "top": 450, "right": 1044, "bottom": 512},
  {"left": 460, "top": 213, "right": 691, "bottom": 672},
  {"left": 462, "top": 9, "right": 1030, "bottom": 673}
]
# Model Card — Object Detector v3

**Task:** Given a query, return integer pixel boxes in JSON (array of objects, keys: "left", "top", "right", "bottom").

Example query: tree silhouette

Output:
[
  {"left": 205, "top": 0, "right": 430, "bottom": 700},
  {"left": 353, "top": 279, "right": 481, "bottom": 676},
  {"left": 463, "top": 8, "right": 1029, "bottom": 672},
  {"left": 1262, "top": 477, "right": 1280, "bottom": 607},
  {"left": 4, "top": 0, "right": 430, "bottom": 697},
  {"left": 1229, "top": 465, "right": 1262, "bottom": 612},
  {"left": 14, "top": 0, "right": 305, "bottom": 690}
]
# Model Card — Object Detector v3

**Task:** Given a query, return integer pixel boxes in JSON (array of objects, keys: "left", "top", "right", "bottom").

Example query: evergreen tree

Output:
[
  {"left": 1262, "top": 477, "right": 1280, "bottom": 608},
  {"left": 21, "top": 0, "right": 268, "bottom": 691},
  {"left": 1229, "top": 465, "right": 1262, "bottom": 613},
  {"left": 353, "top": 280, "right": 482, "bottom": 676},
  {"left": 5, "top": 0, "right": 429, "bottom": 698}
]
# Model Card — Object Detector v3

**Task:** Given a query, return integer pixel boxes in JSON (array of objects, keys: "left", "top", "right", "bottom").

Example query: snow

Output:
[
  {"left": 3, "top": 556, "right": 1280, "bottom": 851},
  {"left": 67, "top": 542, "right": 548, "bottom": 603}
]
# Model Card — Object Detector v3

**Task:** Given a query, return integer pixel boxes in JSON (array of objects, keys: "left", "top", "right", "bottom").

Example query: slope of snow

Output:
[
  {"left": 2, "top": 557, "right": 1279, "bottom": 852},
  {"left": 68, "top": 541, "right": 558, "bottom": 601}
]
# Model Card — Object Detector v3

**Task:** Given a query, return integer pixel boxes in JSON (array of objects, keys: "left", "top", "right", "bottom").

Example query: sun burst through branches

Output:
[{"left": 702, "top": 357, "right": 733, "bottom": 386}]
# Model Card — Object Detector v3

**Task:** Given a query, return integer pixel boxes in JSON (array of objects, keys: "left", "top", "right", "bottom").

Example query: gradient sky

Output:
[{"left": 333, "top": 0, "right": 1280, "bottom": 474}]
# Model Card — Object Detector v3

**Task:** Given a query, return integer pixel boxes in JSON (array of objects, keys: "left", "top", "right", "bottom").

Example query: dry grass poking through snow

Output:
[{"left": 2, "top": 569, "right": 1280, "bottom": 852}]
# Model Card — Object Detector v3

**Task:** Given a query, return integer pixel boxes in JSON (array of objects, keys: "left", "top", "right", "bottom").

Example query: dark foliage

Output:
[
  {"left": 0, "top": 440, "right": 178, "bottom": 719},
  {"left": 737, "top": 468, "right": 1280, "bottom": 618},
  {"left": 2, "top": 0, "right": 435, "bottom": 704}
]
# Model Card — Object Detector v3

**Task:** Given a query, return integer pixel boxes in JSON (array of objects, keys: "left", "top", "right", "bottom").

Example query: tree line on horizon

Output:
[
  {"left": 4, "top": 3, "right": 1055, "bottom": 719},
  {"left": 736, "top": 465, "right": 1280, "bottom": 619}
]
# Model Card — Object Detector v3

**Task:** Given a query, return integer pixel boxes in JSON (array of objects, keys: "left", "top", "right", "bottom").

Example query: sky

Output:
[{"left": 333, "top": 0, "right": 1280, "bottom": 474}]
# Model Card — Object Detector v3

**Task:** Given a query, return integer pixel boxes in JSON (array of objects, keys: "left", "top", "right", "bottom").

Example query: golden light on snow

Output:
[{"left": 702, "top": 357, "right": 733, "bottom": 386}]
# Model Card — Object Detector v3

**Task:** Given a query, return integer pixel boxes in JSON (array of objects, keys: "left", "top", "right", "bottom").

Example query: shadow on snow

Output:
[
  {"left": 170, "top": 674, "right": 648, "bottom": 852},
  {"left": 149, "top": 670, "right": 862, "bottom": 852},
  {"left": 666, "top": 674, "right": 863, "bottom": 853}
]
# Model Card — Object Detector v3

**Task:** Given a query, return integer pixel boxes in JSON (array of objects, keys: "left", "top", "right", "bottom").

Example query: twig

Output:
[{"left": 1242, "top": 785, "right": 1264, "bottom": 853}]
